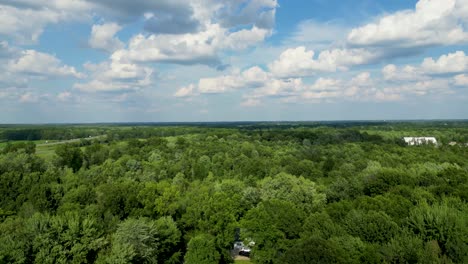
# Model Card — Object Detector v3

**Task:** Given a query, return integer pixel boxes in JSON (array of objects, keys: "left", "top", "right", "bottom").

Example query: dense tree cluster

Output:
[{"left": 0, "top": 122, "right": 467, "bottom": 263}]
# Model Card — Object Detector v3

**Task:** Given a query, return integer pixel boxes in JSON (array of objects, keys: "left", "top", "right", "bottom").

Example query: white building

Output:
[{"left": 403, "top": 137, "right": 438, "bottom": 146}]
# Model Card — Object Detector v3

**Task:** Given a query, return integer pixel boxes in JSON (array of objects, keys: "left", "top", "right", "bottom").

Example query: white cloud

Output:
[
  {"left": 0, "top": 2, "right": 91, "bottom": 43},
  {"left": 83, "top": 60, "right": 152, "bottom": 81},
  {"left": 296, "top": 72, "right": 398, "bottom": 102},
  {"left": 111, "top": 25, "right": 220, "bottom": 65},
  {"left": 19, "top": 92, "right": 39, "bottom": 103},
  {"left": 108, "top": 0, "right": 277, "bottom": 66},
  {"left": 9, "top": 50, "right": 84, "bottom": 78},
  {"left": 112, "top": 24, "right": 272, "bottom": 66},
  {"left": 351, "top": 72, "right": 373, "bottom": 86},
  {"left": 347, "top": 0, "right": 468, "bottom": 49},
  {"left": 195, "top": 66, "right": 273, "bottom": 94},
  {"left": 309, "top": 78, "right": 342, "bottom": 91},
  {"left": 0, "top": 5, "right": 58, "bottom": 43},
  {"left": 241, "top": 98, "right": 261, "bottom": 107},
  {"left": 0, "top": 41, "right": 19, "bottom": 58},
  {"left": 198, "top": 75, "right": 241, "bottom": 94},
  {"left": 174, "top": 84, "right": 196, "bottom": 98},
  {"left": 454, "top": 74, "right": 468, "bottom": 86},
  {"left": 421, "top": 51, "right": 468, "bottom": 74},
  {"left": 383, "top": 51, "right": 468, "bottom": 82},
  {"left": 179, "top": 63, "right": 459, "bottom": 105},
  {"left": 74, "top": 60, "right": 153, "bottom": 92},
  {"left": 89, "top": 23, "right": 124, "bottom": 52},
  {"left": 74, "top": 81, "right": 135, "bottom": 93},
  {"left": 57, "top": 91, "right": 73, "bottom": 102},
  {"left": 249, "top": 78, "right": 304, "bottom": 98},
  {"left": 387, "top": 79, "right": 452, "bottom": 96},
  {"left": 222, "top": 26, "right": 272, "bottom": 50},
  {"left": 268, "top": 46, "right": 376, "bottom": 78},
  {"left": 1, "top": 0, "right": 277, "bottom": 48},
  {"left": 177, "top": 66, "right": 304, "bottom": 97},
  {"left": 382, "top": 64, "right": 428, "bottom": 81}
]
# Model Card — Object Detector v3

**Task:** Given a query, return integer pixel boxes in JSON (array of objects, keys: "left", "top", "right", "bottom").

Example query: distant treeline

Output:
[
  {"left": 1, "top": 120, "right": 467, "bottom": 142},
  {"left": 0, "top": 128, "right": 104, "bottom": 141}
]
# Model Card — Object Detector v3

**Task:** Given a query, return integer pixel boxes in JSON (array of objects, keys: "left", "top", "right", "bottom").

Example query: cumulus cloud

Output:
[
  {"left": 0, "top": 41, "right": 19, "bottom": 58},
  {"left": 111, "top": 24, "right": 272, "bottom": 66},
  {"left": 383, "top": 51, "right": 468, "bottom": 82},
  {"left": 0, "top": 0, "right": 193, "bottom": 41},
  {"left": 57, "top": 91, "right": 75, "bottom": 102},
  {"left": 176, "top": 66, "right": 304, "bottom": 99},
  {"left": 0, "top": 1, "right": 91, "bottom": 43},
  {"left": 245, "top": 0, "right": 468, "bottom": 80},
  {"left": 89, "top": 23, "right": 124, "bottom": 52},
  {"left": 268, "top": 46, "right": 376, "bottom": 78},
  {"left": 386, "top": 79, "right": 452, "bottom": 96},
  {"left": 454, "top": 74, "right": 468, "bottom": 86},
  {"left": 309, "top": 78, "right": 342, "bottom": 91},
  {"left": 1, "top": 0, "right": 277, "bottom": 46},
  {"left": 111, "top": 27, "right": 220, "bottom": 65},
  {"left": 174, "top": 84, "right": 196, "bottom": 98},
  {"left": 178, "top": 63, "right": 459, "bottom": 105},
  {"left": 74, "top": 60, "right": 153, "bottom": 92},
  {"left": 108, "top": 0, "right": 277, "bottom": 66},
  {"left": 9, "top": 50, "right": 84, "bottom": 78},
  {"left": 347, "top": 0, "right": 468, "bottom": 49},
  {"left": 382, "top": 64, "right": 428, "bottom": 82},
  {"left": 241, "top": 98, "right": 262, "bottom": 107},
  {"left": 177, "top": 67, "right": 381, "bottom": 103},
  {"left": 421, "top": 51, "right": 468, "bottom": 74},
  {"left": 194, "top": 66, "right": 272, "bottom": 94},
  {"left": 19, "top": 92, "right": 39, "bottom": 103}
]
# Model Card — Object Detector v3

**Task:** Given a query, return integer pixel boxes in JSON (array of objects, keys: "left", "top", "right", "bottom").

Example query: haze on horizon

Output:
[{"left": 0, "top": 0, "right": 467, "bottom": 123}]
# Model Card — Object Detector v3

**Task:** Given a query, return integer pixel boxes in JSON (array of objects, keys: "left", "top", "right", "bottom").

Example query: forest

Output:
[{"left": 0, "top": 121, "right": 467, "bottom": 264}]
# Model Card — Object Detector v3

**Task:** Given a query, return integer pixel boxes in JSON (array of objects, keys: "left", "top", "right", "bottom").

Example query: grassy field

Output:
[
  {"left": 0, "top": 137, "right": 105, "bottom": 160},
  {"left": 36, "top": 144, "right": 57, "bottom": 160},
  {"left": 234, "top": 260, "right": 252, "bottom": 264},
  {"left": 0, "top": 140, "right": 56, "bottom": 148},
  {"left": 0, "top": 140, "right": 58, "bottom": 159}
]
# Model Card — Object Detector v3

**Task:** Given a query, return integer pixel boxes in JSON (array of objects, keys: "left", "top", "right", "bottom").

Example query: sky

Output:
[{"left": 0, "top": 0, "right": 467, "bottom": 123}]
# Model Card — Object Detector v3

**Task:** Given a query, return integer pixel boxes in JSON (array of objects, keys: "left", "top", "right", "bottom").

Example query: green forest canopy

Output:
[{"left": 0, "top": 121, "right": 467, "bottom": 263}]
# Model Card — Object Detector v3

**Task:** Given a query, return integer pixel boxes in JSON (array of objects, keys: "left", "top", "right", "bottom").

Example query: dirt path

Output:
[
  {"left": 234, "top": 255, "right": 251, "bottom": 261},
  {"left": 37, "top": 135, "right": 105, "bottom": 146}
]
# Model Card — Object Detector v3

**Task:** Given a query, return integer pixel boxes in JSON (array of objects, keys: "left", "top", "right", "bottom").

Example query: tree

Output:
[
  {"left": 55, "top": 144, "right": 84, "bottom": 172},
  {"left": 407, "top": 201, "right": 468, "bottom": 262},
  {"left": 278, "top": 237, "right": 349, "bottom": 264},
  {"left": 242, "top": 200, "right": 305, "bottom": 264},
  {"left": 344, "top": 210, "right": 399, "bottom": 244},
  {"left": 258, "top": 172, "right": 326, "bottom": 214},
  {"left": 102, "top": 217, "right": 181, "bottom": 264},
  {"left": 184, "top": 234, "right": 220, "bottom": 264}
]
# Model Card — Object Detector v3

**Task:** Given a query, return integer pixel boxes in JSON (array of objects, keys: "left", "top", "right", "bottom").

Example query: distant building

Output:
[{"left": 403, "top": 137, "right": 438, "bottom": 146}]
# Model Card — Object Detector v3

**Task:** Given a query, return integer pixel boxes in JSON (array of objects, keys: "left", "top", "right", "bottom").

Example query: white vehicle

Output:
[
  {"left": 233, "top": 241, "right": 252, "bottom": 256},
  {"left": 234, "top": 242, "right": 244, "bottom": 250},
  {"left": 239, "top": 246, "right": 251, "bottom": 256}
]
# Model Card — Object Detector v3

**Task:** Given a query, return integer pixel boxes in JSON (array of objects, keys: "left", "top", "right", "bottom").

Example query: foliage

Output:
[
  {"left": 0, "top": 121, "right": 467, "bottom": 263},
  {"left": 184, "top": 234, "right": 220, "bottom": 264}
]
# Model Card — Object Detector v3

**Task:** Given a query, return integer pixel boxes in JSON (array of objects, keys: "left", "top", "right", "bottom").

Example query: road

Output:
[{"left": 36, "top": 135, "right": 106, "bottom": 147}]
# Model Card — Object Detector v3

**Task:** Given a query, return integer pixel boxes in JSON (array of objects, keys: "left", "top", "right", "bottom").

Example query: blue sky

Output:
[{"left": 0, "top": 0, "right": 467, "bottom": 123}]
